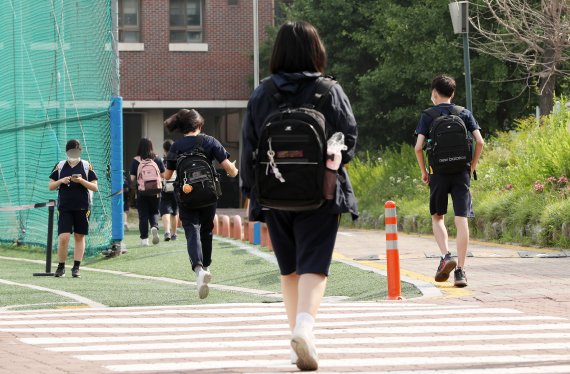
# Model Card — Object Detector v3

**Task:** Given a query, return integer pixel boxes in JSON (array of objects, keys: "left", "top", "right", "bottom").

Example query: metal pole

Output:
[
  {"left": 463, "top": 32, "right": 473, "bottom": 112},
  {"left": 253, "top": 0, "right": 259, "bottom": 88},
  {"left": 33, "top": 201, "right": 56, "bottom": 276}
]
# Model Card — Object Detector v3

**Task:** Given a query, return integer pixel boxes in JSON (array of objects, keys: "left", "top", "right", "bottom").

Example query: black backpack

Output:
[
  {"left": 254, "top": 76, "right": 336, "bottom": 211},
  {"left": 423, "top": 106, "right": 473, "bottom": 174},
  {"left": 174, "top": 135, "right": 222, "bottom": 209}
]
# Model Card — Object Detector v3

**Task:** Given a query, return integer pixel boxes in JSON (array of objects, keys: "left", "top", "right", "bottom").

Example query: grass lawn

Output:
[{"left": 0, "top": 229, "right": 421, "bottom": 310}]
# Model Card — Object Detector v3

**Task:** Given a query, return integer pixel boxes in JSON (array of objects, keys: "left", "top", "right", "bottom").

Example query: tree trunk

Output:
[
  {"left": 539, "top": 74, "right": 555, "bottom": 116},
  {"left": 538, "top": 44, "right": 557, "bottom": 116}
]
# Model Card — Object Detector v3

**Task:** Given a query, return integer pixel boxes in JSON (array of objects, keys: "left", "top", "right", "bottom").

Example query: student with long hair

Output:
[
  {"left": 240, "top": 21, "right": 358, "bottom": 371},
  {"left": 130, "top": 138, "right": 165, "bottom": 246},
  {"left": 163, "top": 109, "right": 238, "bottom": 299}
]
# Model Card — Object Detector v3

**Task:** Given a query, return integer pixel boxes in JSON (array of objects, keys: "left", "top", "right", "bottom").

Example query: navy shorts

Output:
[
  {"left": 429, "top": 170, "right": 474, "bottom": 217},
  {"left": 160, "top": 192, "right": 179, "bottom": 216},
  {"left": 58, "top": 210, "right": 90, "bottom": 235},
  {"left": 265, "top": 207, "right": 340, "bottom": 276}
]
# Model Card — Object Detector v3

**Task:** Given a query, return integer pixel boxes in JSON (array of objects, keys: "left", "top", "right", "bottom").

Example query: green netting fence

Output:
[{"left": 0, "top": 0, "right": 116, "bottom": 256}]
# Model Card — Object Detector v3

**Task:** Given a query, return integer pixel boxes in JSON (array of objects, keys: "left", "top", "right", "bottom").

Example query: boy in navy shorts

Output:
[
  {"left": 414, "top": 75, "right": 484, "bottom": 287},
  {"left": 49, "top": 140, "right": 99, "bottom": 278}
]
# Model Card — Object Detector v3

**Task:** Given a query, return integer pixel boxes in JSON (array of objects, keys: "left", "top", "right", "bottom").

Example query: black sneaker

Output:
[
  {"left": 71, "top": 267, "right": 81, "bottom": 278},
  {"left": 435, "top": 253, "right": 457, "bottom": 282},
  {"left": 171, "top": 234, "right": 177, "bottom": 241},
  {"left": 164, "top": 232, "right": 171, "bottom": 241},
  {"left": 454, "top": 268, "right": 467, "bottom": 287},
  {"left": 55, "top": 264, "right": 65, "bottom": 277}
]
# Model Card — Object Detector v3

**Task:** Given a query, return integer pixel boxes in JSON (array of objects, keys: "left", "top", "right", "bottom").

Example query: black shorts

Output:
[
  {"left": 58, "top": 210, "right": 90, "bottom": 235},
  {"left": 429, "top": 170, "right": 474, "bottom": 217},
  {"left": 265, "top": 207, "right": 340, "bottom": 276},
  {"left": 160, "top": 192, "right": 179, "bottom": 216}
]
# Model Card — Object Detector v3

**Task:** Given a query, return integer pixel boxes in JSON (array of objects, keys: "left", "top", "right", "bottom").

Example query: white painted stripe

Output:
[
  {"left": 47, "top": 330, "right": 570, "bottom": 352},
  {"left": 336, "top": 231, "right": 354, "bottom": 236},
  {"left": 41, "top": 333, "right": 570, "bottom": 352},
  {"left": 0, "top": 279, "right": 105, "bottom": 308},
  {"left": 385, "top": 207, "right": 397, "bottom": 217},
  {"left": 0, "top": 308, "right": 525, "bottom": 326},
  {"left": 386, "top": 224, "right": 398, "bottom": 233},
  {"left": 104, "top": 355, "right": 570, "bottom": 372},
  {"left": 0, "top": 304, "right": 485, "bottom": 319},
  {"left": 21, "top": 315, "right": 563, "bottom": 345},
  {"left": 214, "top": 237, "right": 278, "bottom": 265},
  {"left": 74, "top": 342, "right": 570, "bottom": 362},
  {"left": 371, "top": 366, "right": 570, "bottom": 374}
]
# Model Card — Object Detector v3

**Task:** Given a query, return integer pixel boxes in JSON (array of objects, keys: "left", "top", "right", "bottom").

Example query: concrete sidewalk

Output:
[{"left": 333, "top": 228, "right": 570, "bottom": 318}]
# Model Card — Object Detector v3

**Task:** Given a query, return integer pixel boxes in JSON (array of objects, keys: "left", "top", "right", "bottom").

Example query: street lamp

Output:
[{"left": 449, "top": 1, "right": 473, "bottom": 112}]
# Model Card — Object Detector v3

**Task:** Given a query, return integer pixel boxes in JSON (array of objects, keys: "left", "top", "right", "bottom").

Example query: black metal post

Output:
[{"left": 33, "top": 200, "right": 55, "bottom": 276}]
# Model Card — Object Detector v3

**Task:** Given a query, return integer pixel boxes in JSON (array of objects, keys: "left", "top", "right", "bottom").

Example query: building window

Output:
[
  {"left": 170, "top": 0, "right": 204, "bottom": 43},
  {"left": 118, "top": 0, "right": 141, "bottom": 42}
]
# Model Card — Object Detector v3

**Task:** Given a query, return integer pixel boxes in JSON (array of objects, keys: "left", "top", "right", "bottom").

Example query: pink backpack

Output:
[{"left": 135, "top": 156, "right": 162, "bottom": 196}]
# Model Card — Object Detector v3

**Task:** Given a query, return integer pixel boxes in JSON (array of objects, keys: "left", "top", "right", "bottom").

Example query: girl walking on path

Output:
[
  {"left": 163, "top": 109, "right": 238, "bottom": 299},
  {"left": 130, "top": 138, "right": 165, "bottom": 246},
  {"left": 240, "top": 21, "right": 358, "bottom": 371}
]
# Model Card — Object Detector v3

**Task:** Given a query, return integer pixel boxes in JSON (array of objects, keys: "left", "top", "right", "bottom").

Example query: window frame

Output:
[
  {"left": 169, "top": 0, "right": 204, "bottom": 43},
  {"left": 118, "top": 0, "right": 141, "bottom": 43}
]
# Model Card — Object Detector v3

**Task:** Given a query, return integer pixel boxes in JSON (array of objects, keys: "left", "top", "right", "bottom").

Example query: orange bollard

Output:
[
  {"left": 261, "top": 223, "right": 273, "bottom": 251},
  {"left": 231, "top": 215, "right": 242, "bottom": 240},
  {"left": 212, "top": 214, "right": 219, "bottom": 235},
  {"left": 243, "top": 221, "right": 250, "bottom": 242},
  {"left": 385, "top": 201, "right": 402, "bottom": 300},
  {"left": 219, "top": 215, "right": 231, "bottom": 238}
]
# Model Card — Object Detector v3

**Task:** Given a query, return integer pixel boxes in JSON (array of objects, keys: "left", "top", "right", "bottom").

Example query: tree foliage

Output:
[
  {"left": 266, "top": 0, "right": 569, "bottom": 149},
  {"left": 470, "top": 0, "right": 570, "bottom": 116}
]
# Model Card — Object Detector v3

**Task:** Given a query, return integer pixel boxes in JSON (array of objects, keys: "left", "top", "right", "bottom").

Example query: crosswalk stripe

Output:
[
  {"left": 103, "top": 355, "right": 570, "bottom": 372},
  {"left": 0, "top": 308, "right": 525, "bottom": 326},
  {"left": 74, "top": 342, "right": 570, "bottom": 362},
  {"left": 19, "top": 315, "right": 563, "bottom": 345}
]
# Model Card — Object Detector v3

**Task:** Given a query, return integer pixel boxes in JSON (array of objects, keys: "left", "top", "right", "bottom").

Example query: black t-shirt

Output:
[
  {"left": 49, "top": 160, "right": 98, "bottom": 211},
  {"left": 166, "top": 135, "right": 230, "bottom": 170}
]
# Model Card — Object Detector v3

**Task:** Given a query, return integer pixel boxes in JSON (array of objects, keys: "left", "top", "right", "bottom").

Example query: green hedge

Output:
[{"left": 346, "top": 103, "right": 570, "bottom": 248}]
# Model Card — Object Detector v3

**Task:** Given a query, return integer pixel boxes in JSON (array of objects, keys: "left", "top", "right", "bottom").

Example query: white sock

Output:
[{"left": 295, "top": 312, "right": 315, "bottom": 332}]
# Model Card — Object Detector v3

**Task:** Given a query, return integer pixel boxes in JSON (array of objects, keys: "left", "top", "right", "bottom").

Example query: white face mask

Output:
[{"left": 66, "top": 150, "right": 81, "bottom": 163}]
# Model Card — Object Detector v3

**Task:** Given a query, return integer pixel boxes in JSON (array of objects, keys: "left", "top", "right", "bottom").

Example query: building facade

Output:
[{"left": 119, "top": 0, "right": 275, "bottom": 207}]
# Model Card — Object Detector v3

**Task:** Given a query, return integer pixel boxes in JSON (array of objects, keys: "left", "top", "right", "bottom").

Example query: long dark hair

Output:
[
  {"left": 164, "top": 109, "right": 205, "bottom": 134},
  {"left": 136, "top": 138, "right": 156, "bottom": 160},
  {"left": 269, "top": 21, "right": 327, "bottom": 74}
]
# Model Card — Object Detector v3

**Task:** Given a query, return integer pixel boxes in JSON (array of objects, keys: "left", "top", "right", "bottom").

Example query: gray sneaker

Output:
[
  {"left": 151, "top": 227, "right": 160, "bottom": 245},
  {"left": 164, "top": 232, "right": 171, "bottom": 241},
  {"left": 454, "top": 268, "right": 468, "bottom": 287}
]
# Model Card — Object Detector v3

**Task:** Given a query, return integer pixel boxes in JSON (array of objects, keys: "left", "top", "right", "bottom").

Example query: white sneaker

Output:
[
  {"left": 196, "top": 268, "right": 212, "bottom": 299},
  {"left": 290, "top": 347, "right": 298, "bottom": 365},
  {"left": 291, "top": 326, "right": 318, "bottom": 371},
  {"left": 141, "top": 238, "right": 150, "bottom": 246},
  {"left": 151, "top": 227, "right": 160, "bottom": 245}
]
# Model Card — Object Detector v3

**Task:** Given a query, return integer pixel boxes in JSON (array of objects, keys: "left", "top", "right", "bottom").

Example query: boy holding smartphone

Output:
[{"left": 48, "top": 140, "right": 99, "bottom": 278}]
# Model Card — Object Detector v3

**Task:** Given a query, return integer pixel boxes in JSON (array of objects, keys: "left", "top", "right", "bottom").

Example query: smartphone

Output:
[{"left": 71, "top": 174, "right": 81, "bottom": 179}]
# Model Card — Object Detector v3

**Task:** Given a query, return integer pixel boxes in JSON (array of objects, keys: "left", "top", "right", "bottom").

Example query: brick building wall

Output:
[{"left": 120, "top": 0, "right": 275, "bottom": 101}]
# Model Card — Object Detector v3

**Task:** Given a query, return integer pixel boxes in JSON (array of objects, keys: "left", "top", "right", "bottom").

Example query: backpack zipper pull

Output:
[{"left": 267, "top": 138, "right": 285, "bottom": 183}]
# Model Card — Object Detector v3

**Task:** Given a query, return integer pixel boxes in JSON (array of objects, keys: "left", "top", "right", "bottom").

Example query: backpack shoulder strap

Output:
[
  {"left": 57, "top": 160, "right": 66, "bottom": 179},
  {"left": 263, "top": 78, "right": 286, "bottom": 106},
  {"left": 450, "top": 105, "right": 464, "bottom": 116},
  {"left": 423, "top": 107, "right": 441, "bottom": 120},
  {"left": 310, "top": 76, "right": 337, "bottom": 111},
  {"left": 80, "top": 160, "right": 90, "bottom": 179},
  {"left": 194, "top": 135, "right": 206, "bottom": 152}
]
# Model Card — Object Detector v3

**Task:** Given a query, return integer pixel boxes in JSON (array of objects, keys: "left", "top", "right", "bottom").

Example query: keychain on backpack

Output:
[
  {"left": 182, "top": 175, "right": 193, "bottom": 194},
  {"left": 266, "top": 138, "right": 286, "bottom": 183}
]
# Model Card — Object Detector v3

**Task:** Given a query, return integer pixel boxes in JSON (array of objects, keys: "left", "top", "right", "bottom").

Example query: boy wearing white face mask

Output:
[{"left": 48, "top": 139, "right": 99, "bottom": 278}]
